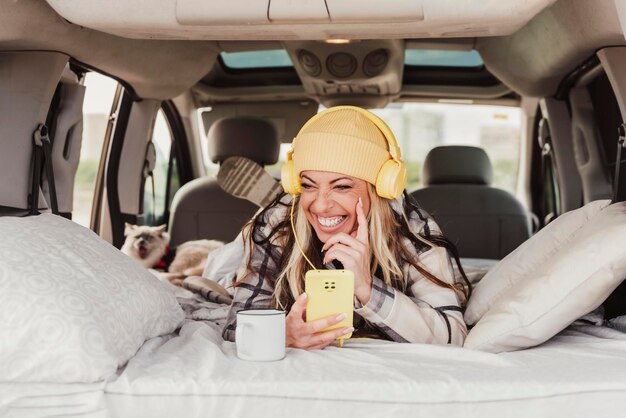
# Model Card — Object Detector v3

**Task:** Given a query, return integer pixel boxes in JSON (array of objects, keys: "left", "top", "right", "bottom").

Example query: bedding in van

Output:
[
  {"left": 4, "top": 321, "right": 626, "bottom": 418},
  {"left": 3, "top": 207, "right": 626, "bottom": 417},
  {"left": 0, "top": 214, "right": 184, "bottom": 383},
  {"left": 105, "top": 320, "right": 626, "bottom": 403},
  {"left": 3, "top": 221, "right": 626, "bottom": 417},
  {"left": 465, "top": 201, "right": 626, "bottom": 353},
  {"left": 465, "top": 199, "right": 612, "bottom": 325}
]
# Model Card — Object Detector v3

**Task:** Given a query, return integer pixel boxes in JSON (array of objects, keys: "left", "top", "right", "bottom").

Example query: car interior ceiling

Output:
[{"left": 1, "top": 0, "right": 626, "bottom": 266}]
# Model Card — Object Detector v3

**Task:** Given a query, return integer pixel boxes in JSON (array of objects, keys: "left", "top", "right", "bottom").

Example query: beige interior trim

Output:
[
  {"left": 616, "top": 0, "right": 626, "bottom": 40},
  {"left": 216, "top": 41, "right": 284, "bottom": 52},
  {"left": 405, "top": 38, "right": 475, "bottom": 51},
  {"left": 48, "top": 81, "right": 86, "bottom": 214},
  {"left": 45, "top": 0, "right": 555, "bottom": 40},
  {"left": 193, "top": 84, "right": 308, "bottom": 103},
  {"left": 200, "top": 101, "right": 318, "bottom": 144},
  {"left": 539, "top": 98, "right": 583, "bottom": 212},
  {"left": 172, "top": 92, "right": 207, "bottom": 179},
  {"left": 118, "top": 100, "right": 161, "bottom": 215},
  {"left": 517, "top": 97, "right": 540, "bottom": 210},
  {"left": 477, "top": 0, "right": 624, "bottom": 97},
  {"left": 0, "top": 51, "right": 68, "bottom": 210},
  {"left": 4, "top": 0, "right": 623, "bottom": 104},
  {"left": 401, "top": 84, "right": 512, "bottom": 100},
  {"left": 1, "top": 0, "right": 219, "bottom": 100},
  {"left": 98, "top": 190, "right": 113, "bottom": 244},
  {"left": 397, "top": 97, "right": 521, "bottom": 107},
  {"left": 569, "top": 86, "right": 613, "bottom": 203},
  {"left": 598, "top": 47, "right": 626, "bottom": 122}
]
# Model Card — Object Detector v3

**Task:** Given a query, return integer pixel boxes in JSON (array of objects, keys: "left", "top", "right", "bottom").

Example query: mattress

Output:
[{"left": 4, "top": 321, "right": 626, "bottom": 418}]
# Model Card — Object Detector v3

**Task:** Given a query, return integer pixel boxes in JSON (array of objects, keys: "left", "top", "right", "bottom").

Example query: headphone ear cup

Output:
[
  {"left": 281, "top": 159, "right": 301, "bottom": 195},
  {"left": 376, "top": 159, "right": 407, "bottom": 199}
]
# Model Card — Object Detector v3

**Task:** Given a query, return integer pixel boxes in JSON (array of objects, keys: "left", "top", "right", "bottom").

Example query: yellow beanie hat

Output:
[{"left": 292, "top": 107, "right": 391, "bottom": 185}]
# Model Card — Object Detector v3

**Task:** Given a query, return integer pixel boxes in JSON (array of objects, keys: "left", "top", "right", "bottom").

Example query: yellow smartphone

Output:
[{"left": 305, "top": 269, "right": 354, "bottom": 340}]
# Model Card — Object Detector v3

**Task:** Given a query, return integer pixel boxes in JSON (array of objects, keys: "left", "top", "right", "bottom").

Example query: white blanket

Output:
[
  {"left": 105, "top": 321, "right": 626, "bottom": 404},
  {"left": 5, "top": 323, "right": 626, "bottom": 418},
  {"left": 0, "top": 381, "right": 105, "bottom": 418}
]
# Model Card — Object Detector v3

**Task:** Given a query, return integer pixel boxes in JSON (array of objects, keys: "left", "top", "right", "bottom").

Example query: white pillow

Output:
[
  {"left": 464, "top": 199, "right": 611, "bottom": 325},
  {"left": 0, "top": 214, "right": 184, "bottom": 382},
  {"left": 464, "top": 202, "right": 626, "bottom": 353}
]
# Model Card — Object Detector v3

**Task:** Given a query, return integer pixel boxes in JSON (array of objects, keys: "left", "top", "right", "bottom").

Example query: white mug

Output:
[{"left": 236, "top": 309, "right": 286, "bottom": 361}]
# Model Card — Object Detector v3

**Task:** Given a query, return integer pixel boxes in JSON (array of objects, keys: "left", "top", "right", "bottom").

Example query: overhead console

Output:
[
  {"left": 286, "top": 40, "right": 404, "bottom": 108},
  {"left": 45, "top": 0, "right": 556, "bottom": 41}
]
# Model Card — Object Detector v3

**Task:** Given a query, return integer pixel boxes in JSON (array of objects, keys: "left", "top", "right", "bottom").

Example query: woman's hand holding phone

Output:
[
  {"left": 321, "top": 197, "right": 372, "bottom": 305},
  {"left": 286, "top": 293, "right": 354, "bottom": 350}
]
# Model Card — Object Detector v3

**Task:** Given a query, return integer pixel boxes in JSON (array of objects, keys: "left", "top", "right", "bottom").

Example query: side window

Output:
[
  {"left": 143, "top": 109, "right": 181, "bottom": 226},
  {"left": 74, "top": 72, "right": 119, "bottom": 227}
]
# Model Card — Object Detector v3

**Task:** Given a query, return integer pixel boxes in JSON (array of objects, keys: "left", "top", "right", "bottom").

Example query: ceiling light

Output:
[{"left": 325, "top": 39, "right": 352, "bottom": 45}]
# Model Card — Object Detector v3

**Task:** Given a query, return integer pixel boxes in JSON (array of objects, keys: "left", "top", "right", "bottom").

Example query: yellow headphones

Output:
[{"left": 280, "top": 106, "right": 407, "bottom": 199}]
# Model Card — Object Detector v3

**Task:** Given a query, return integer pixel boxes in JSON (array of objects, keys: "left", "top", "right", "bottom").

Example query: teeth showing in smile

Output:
[{"left": 318, "top": 216, "right": 345, "bottom": 228}]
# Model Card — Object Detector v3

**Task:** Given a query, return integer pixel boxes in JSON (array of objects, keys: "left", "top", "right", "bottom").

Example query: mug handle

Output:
[{"left": 236, "top": 322, "right": 253, "bottom": 358}]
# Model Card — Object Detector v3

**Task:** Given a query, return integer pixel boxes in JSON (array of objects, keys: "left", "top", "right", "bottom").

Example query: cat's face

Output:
[{"left": 121, "top": 223, "right": 170, "bottom": 267}]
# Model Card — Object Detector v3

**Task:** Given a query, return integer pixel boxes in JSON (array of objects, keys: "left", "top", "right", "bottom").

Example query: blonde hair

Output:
[
  {"left": 238, "top": 182, "right": 471, "bottom": 311},
  {"left": 238, "top": 186, "right": 463, "bottom": 312}
]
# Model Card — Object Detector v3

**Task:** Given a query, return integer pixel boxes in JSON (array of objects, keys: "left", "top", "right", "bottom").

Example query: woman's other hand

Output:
[
  {"left": 285, "top": 293, "right": 354, "bottom": 350},
  {"left": 321, "top": 197, "right": 372, "bottom": 305}
]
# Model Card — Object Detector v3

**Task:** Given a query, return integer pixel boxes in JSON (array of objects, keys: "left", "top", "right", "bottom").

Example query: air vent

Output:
[
  {"left": 326, "top": 52, "right": 357, "bottom": 78},
  {"left": 298, "top": 50, "right": 322, "bottom": 77},
  {"left": 363, "top": 49, "right": 389, "bottom": 77}
]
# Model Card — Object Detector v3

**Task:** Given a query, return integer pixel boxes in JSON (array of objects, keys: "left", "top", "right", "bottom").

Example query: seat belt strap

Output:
[
  {"left": 29, "top": 129, "right": 44, "bottom": 215},
  {"left": 29, "top": 124, "right": 59, "bottom": 215},
  {"left": 613, "top": 124, "right": 626, "bottom": 203},
  {"left": 40, "top": 126, "right": 59, "bottom": 215}
]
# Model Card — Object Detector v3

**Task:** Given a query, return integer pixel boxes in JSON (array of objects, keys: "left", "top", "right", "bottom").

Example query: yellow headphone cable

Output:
[{"left": 290, "top": 194, "right": 318, "bottom": 272}]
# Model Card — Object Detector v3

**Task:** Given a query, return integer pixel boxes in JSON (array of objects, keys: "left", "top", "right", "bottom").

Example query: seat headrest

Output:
[
  {"left": 208, "top": 116, "right": 280, "bottom": 165},
  {"left": 422, "top": 146, "right": 493, "bottom": 186}
]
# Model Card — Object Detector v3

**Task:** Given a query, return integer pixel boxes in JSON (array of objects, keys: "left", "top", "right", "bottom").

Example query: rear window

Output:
[
  {"left": 370, "top": 103, "right": 521, "bottom": 194},
  {"left": 197, "top": 102, "right": 522, "bottom": 195}
]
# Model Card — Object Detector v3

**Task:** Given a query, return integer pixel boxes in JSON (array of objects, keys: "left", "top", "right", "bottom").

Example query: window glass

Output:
[
  {"left": 74, "top": 72, "right": 119, "bottom": 227},
  {"left": 370, "top": 103, "right": 521, "bottom": 193},
  {"left": 197, "top": 108, "right": 289, "bottom": 180},
  {"left": 143, "top": 110, "right": 177, "bottom": 226},
  {"left": 197, "top": 103, "right": 521, "bottom": 195},
  {"left": 221, "top": 50, "right": 293, "bottom": 69},
  {"left": 404, "top": 49, "right": 483, "bottom": 67}
]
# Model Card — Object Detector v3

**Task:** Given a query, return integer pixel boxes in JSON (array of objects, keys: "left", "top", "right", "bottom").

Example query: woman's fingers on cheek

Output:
[
  {"left": 322, "top": 233, "right": 355, "bottom": 251},
  {"left": 323, "top": 247, "right": 338, "bottom": 264},
  {"left": 324, "top": 249, "right": 347, "bottom": 266},
  {"left": 355, "top": 199, "right": 369, "bottom": 243},
  {"left": 321, "top": 236, "right": 341, "bottom": 252},
  {"left": 326, "top": 234, "right": 365, "bottom": 254},
  {"left": 325, "top": 246, "right": 357, "bottom": 266}
]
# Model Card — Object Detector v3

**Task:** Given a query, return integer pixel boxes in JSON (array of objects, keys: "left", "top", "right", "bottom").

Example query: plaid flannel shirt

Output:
[{"left": 222, "top": 194, "right": 467, "bottom": 345}]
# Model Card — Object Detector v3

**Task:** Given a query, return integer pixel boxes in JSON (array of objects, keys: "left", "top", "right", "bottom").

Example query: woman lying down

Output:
[{"left": 219, "top": 106, "right": 470, "bottom": 350}]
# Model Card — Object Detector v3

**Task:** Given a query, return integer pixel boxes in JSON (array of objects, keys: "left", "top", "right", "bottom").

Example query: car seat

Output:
[
  {"left": 410, "top": 145, "right": 531, "bottom": 259},
  {"left": 168, "top": 116, "right": 280, "bottom": 246}
]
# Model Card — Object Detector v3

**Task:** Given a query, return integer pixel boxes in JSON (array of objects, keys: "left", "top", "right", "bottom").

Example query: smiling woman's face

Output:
[{"left": 299, "top": 170, "right": 371, "bottom": 243}]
